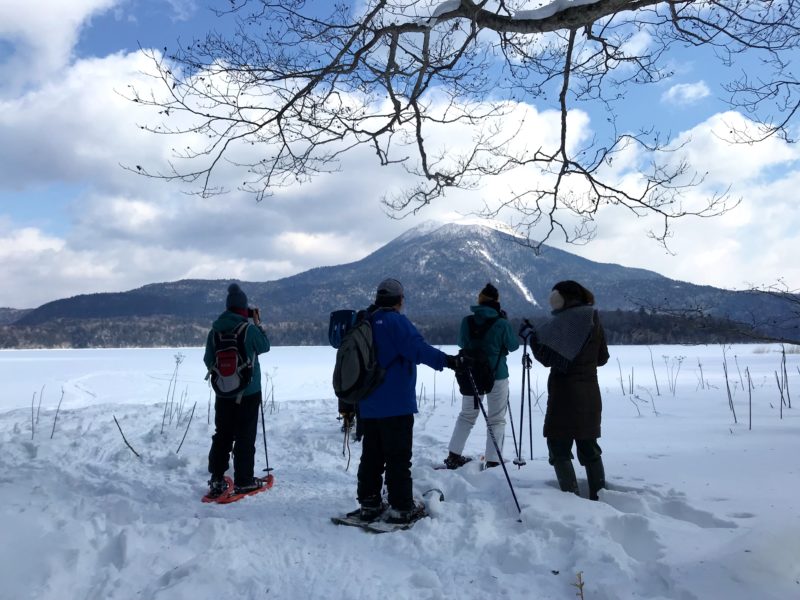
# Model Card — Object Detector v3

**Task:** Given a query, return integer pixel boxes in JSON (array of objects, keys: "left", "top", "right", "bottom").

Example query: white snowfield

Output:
[{"left": 0, "top": 344, "right": 798, "bottom": 600}]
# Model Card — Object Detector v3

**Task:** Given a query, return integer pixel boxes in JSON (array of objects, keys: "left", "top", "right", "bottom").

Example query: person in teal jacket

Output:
[
  {"left": 444, "top": 283, "right": 519, "bottom": 469},
  {"left": 204, "top": 283, "right": 270, "bottom": 496}
]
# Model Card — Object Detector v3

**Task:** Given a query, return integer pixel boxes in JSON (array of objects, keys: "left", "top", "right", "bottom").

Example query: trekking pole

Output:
[
  {"left": 515, "top": 345, "right": 530, "bottom": 466},
  {"left": 465, "top": 366, "right": 522, "bottom": 519},
  {"left": 259, "top": 399, "right": 273, "bottom": 473},
  {"left": 526, "top": 337, "right": 534, "bottom": 460}
]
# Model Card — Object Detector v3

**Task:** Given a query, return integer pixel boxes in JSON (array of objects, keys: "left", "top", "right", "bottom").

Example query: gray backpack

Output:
[{"left": 332, "top": 310, "right": 385, "bottom": 405}]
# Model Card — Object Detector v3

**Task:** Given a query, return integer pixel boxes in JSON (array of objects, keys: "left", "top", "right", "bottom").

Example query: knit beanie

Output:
[
  {"left": 478, "top": 282, "right": 499, "bottom": 305},
  {"left": 226, "top": 283, "right": 248, "bottom": 310},
  {"left": 551, "top": 280, "right": 594, "bottom": 308}
]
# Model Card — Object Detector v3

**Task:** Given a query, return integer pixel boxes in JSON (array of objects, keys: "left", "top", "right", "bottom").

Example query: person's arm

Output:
[
  {"left": 504, "top": 321, "right": 520, "bottom": 353},
  {"left": 595, "top": 313, "right": 609, "bottom": 367},
  {"left": 247, "top": 322, "right": 270, "bottom": 356},
  {"left": 203, "top": 330, "right": 215, "bottom": 370},
  {"left": 457, "top": 317, "right": 469, "bottom": 349},
  {"left": 395, "top": 315, "right": 447, "bottom": 371},
  {"left": 530, "top": 340, "right": 553, "bottom": 368}
]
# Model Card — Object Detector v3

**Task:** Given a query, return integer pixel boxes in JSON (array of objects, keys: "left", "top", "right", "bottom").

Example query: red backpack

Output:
[{"left": 209, "top": 321, "right": 253, "bottom": 399}]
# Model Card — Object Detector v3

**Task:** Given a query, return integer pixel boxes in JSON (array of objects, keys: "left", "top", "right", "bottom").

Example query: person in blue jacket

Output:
[
  {"left": 204, "top": 283, "right": 270, "bottom": 497},
  {"left": 357, "top": 278, "right": 458, "bottom": 524}
]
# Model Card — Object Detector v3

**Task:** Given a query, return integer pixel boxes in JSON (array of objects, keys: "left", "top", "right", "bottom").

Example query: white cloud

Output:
[
  {"left": 560, "top": 180, "right": 800, "bottom": 295},
  {"left": 662, "top": 81, "right": 711, "bottom": 106},
  {"left": 0, "top": 0, "right": 120, "bottom": 95},
  {"left": 620, "top": 30, "right": 653, "bottom": 58},
  {"left": 670, "top": 111, "right": 798, "bottom": 186},
  {"left": 1, "top": 37, "right": 800, "bottom": 308},
  {"left": 0, "top": 226, "right": 65, "bottom": 257},
  {"left": 164, "top": 0, "right": 198, "bottom": 21}
]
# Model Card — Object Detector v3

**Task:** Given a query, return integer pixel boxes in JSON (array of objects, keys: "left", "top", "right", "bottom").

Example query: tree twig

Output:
[
  {"left": 176, "top": 402, "right": 197, "bottom": 454},
  {"left": 50, "top": 388, "right": 65, "bottom": 439},
  {"left": 113, "top": 415, "right": 141, "bottom": 458}
]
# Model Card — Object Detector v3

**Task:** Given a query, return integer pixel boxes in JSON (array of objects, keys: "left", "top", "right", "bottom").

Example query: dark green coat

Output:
[
  {"left": 458, "top": 305, "right": 519, "bottom": 380},
  {"left": 536, "top": 312, "right": 609, "bottom": 439},
  {"left": 204, "top": 311, "right": 270, "bottom": 396}
]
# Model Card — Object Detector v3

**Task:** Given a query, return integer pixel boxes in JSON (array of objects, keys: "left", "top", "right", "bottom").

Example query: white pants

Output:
[{"left": 448, "top": 378, "right": 509, "bottom": 463}]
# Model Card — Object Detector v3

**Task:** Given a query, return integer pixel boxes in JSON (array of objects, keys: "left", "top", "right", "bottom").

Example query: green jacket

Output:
[
  {"left": 204, "top": 311, "right": 270, "bottom": 396},
  {"left": 458, "top": 305, "right": 519, "bottom": 380}
]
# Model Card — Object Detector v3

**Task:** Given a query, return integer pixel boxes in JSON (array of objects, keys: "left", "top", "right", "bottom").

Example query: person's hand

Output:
[
  {"left": 251, "top": 307, "right": 261, "bottom": 325},
  {"left": 518, "top": 319, "right": 535, "bottom": 340},
  {"left": 445, "top": 354, "right": 460, "bottom": 371}
]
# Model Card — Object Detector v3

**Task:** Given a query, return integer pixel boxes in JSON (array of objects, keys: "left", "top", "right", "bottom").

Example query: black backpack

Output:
[
  {"left": 455, "top": 316, "right": 502, "bottom": 396},
  {"left": 332, "top": 309, "right": 385, "bottom": 405},
  {"left": 209, "top": 321, "right": 253, "bottom": 399}
]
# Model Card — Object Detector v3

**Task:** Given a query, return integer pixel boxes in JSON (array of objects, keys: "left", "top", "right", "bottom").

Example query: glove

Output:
[
  {"left": 445, "top": 354, "right": 460, "bottom": 370},
  {"left": 518, "top": 319, "right": 535, "bottom": 340},
  {"left": 340, "top": 411, "right": 355, "bottom": 429}
]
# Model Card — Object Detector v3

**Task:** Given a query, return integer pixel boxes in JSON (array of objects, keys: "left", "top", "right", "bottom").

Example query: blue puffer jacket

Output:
[
  {"left": 204, "top": 311, "right": 270, "bottom": 396},
  {"left": 358, "top": 308, "right": 448, "bottom": 418}
]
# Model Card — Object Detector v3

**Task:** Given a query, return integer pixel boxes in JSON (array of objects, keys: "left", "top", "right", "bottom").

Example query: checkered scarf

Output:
[{"left": 535, "top": 305, "right": 595, "bottom": 364}]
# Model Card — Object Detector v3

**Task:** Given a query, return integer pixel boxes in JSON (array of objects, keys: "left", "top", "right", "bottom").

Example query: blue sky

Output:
[{"left": 1, "top": 1, "right": 799, "bottom": 308}]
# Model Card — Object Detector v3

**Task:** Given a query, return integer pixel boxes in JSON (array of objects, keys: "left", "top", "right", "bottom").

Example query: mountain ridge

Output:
[{"left": 2, "top": 222, "right": 797, "bottom": 347}]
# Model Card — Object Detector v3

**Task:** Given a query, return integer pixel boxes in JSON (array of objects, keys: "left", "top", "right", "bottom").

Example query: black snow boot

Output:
[
  {"left": 443, "top": 452, "right": 472, "bottom": 470},
  {"left": 385, "top": 500, "right": 426, "bottom": 525},
  {"left": 552, "top": 460, "right": 580, "bottom": 495},
  {"left": 207, "top": 475, "right": 228, "bottom": 499},
  {"left": 234, "top": 478, "right": 264, "bottom": 494},
  {"left": 585, "top": 459, "right": 606, "bottom": 501},
  {"left": 358, "top": 495, "right": 387, "bottom": 522}
]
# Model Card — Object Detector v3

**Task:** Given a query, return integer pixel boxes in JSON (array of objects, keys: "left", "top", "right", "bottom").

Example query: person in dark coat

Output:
[
  {"left": 204, "top": 283, "right": 270, "bottom": 496},
  {"left": 356, "top": 278, "right": 458, "bottom": 524},
  {"left": 444, "top": 283, "right": 519, "bottom": 469},
  {"left": 523, "top": 280, "right": 609, "bottom": 500}
]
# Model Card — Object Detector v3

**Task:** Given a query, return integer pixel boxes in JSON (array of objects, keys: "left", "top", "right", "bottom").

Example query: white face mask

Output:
[{"left": 549, "top": 290, "right": 565, "bottom": 311}]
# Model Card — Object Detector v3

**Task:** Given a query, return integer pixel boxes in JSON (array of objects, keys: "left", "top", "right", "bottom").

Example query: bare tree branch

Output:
[{"left": 125, "top": 0, "right": 799, "bottom": 245}]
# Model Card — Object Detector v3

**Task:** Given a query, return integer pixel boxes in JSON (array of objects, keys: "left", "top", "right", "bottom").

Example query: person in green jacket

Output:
[
  {"left": 204, "top": 283, "right": 270, "bottom": 496},
  {"left": 444, "top": 283, "right": 519, "bottom": 469}
]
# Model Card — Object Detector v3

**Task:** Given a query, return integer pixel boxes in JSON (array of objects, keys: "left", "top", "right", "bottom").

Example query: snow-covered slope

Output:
[{"left": 1, "top": 345, "right": 798, "bottom": 599}]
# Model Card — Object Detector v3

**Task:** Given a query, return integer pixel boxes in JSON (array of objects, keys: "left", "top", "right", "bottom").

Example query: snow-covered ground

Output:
[{"left": 0, "top": 344, "right": 798, "bottom": 600}]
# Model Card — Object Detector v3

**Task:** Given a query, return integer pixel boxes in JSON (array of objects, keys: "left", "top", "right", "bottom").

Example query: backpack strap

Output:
[{"left": 233, "top": 320, "right": 250, "bottom": 362}]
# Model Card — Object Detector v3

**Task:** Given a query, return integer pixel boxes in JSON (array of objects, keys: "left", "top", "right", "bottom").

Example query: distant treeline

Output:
[
  {"left": 416, "top": 309, "right": 752, "bottom": 346},
  {"left": 0, "top": 309, "right": 756, "bottom": 349}
]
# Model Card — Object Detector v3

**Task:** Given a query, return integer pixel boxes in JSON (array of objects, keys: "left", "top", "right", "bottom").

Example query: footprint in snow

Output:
[{"left": 602, "top": 486, "right": 738, "bottom": 529}]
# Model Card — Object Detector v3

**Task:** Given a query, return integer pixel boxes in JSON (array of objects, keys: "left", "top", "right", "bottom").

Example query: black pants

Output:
[
  {"left": 547, "top": 438, "right": 602, "bottom": 466},
  {"left": 208, "top": 392, "right": 261, "bottom": 486},
  {"left": 357, "top": 415, "right": 414, "bottom": 511}
]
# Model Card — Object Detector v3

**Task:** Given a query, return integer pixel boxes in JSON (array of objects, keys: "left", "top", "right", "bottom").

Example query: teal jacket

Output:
[
  {"left": 458, "top": 305, "right": 519, "bottom": 380},
  {"left": 204, "top": 311, "right": 270, "bottom": 396}
]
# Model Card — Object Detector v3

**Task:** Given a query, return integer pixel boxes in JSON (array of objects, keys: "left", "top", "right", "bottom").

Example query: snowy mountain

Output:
[{"left": 3, "top": 222, "right": 797, "bottom": 347}]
